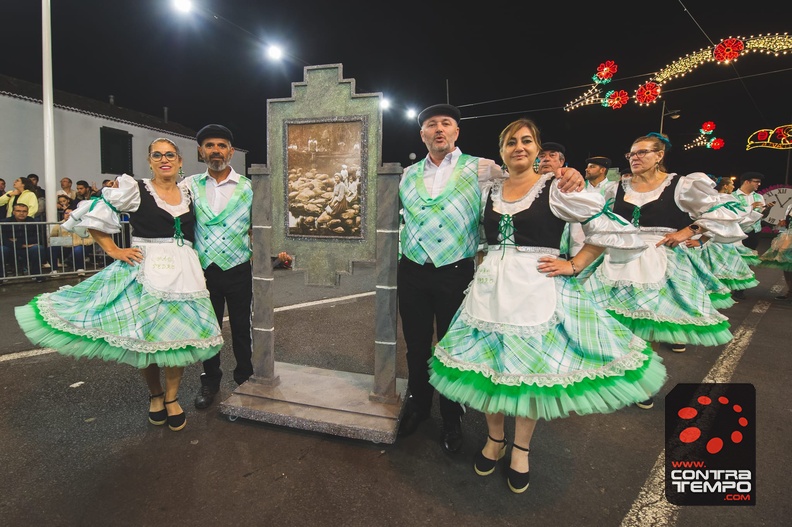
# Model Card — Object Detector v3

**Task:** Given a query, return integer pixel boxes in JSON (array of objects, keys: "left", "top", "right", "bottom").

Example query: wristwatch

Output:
[{"left": 688, "top": 223, "right": 701, "bottom": 232}]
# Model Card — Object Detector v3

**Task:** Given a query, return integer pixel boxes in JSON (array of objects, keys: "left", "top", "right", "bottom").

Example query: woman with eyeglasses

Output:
[
  {"left": 581, "top": 132, "right": 746, "bottom": 407},
  {"left": 15, "top": 138, "right": 223, "bottom": 432}
]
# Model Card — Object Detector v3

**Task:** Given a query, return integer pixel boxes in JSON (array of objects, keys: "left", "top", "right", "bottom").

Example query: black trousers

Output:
[
  {"left": 743, "top": 230, "right": 760, "bottom": 251},
  {"left": 397, "top": 256, "right": 474, "bottom": 423},
  {"left": 201, "top": 260, "right": 254, "bottom": 387}
]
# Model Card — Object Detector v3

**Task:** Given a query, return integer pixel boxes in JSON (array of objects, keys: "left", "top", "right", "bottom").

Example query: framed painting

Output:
[{"left": 284, "top": 117, "right": 366, "bottom": 239}]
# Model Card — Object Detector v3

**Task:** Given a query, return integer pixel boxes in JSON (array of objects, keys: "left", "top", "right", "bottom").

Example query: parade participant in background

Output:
[
  {"left": 15, "top": 138, "right": 224, "bottom": 432},
  {"left": 685, "top": 175, "right": 759, "bottom": 302},
  {"left": 733, "top": 172, "right": 774, "bottom": 251},
  {"left": 581, "top": 133, "right": 745, "bottom": 409},
  {"left": 428, "top": 118, "right": 664, "bottom": 494},
  {"left": 564, "top": 155, "right": 612, "bottom": 258},
  {"left": 758, "top": 202, "right": 792, "bottom": 300}
]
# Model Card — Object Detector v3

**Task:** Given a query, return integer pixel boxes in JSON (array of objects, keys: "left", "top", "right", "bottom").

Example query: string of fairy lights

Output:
[{"left": 565, "top": 33, "right": 792, "bottom": 112}]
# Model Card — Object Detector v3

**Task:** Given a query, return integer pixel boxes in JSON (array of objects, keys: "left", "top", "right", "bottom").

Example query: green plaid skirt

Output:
[
  {"left": 15, "top": 259, "right": 223, "bottom": 368},
  {"left": 583, "top": 241, "right": 733, "bottom": 346},
  {"left": 429, "top": 251, "right": 666, "bottom": 420},
  {"left": 759, "top": 231, "right": 792, "bottom": 271},
  {"left": 697, "top": 242, "right": 759, "bottom": 291},
  {"left": 735, "top": 243, "right": 761, "bottom": 267}
]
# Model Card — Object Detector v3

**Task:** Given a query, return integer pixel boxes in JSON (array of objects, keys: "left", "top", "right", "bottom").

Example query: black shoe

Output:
[
  {"left": 34, "top": 277, "right": 46, "bottom": 283},
  {"left": 732, "top": 290, "right": 746, "bottom": 300},
  {"left": 164, "top": 398, "right": 186, "bottom": 431},
  {"left": 441, "top": 417, "right": 463, "bottom": 454},
  {"left": 775, "top": 293, "right": 790, "bottom": 300},
  {"left": 398, "top": 406, "right": 429, "bottom": 437},
  {"left": 670, "top": 343, "right": 686, "bottom": 353},
  {"left": 148, "top": 392, "right": 166, "bottom": 426},
  {"left": 507, "top": 444, "right": 531, "bottom": 493},
  {"left": 474, "top": 435, "right": 508, "bottom": 476},
  {"left": 194, "top": 384, "right": 219, "bottom": 410},
  {"left": 636, "top": 397, "right": 654, "bottom": 410}
]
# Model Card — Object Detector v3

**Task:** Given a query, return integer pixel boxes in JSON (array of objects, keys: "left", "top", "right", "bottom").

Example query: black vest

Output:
[
  {"left": 484, "top": 179, "right": 565, "bottom": 248},
  {"left": 612, "top": 176, "right": 690, "bottom": 230}
]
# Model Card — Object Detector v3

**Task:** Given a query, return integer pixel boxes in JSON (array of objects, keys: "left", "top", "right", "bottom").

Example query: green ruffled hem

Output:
[
  {"left": 15, "top": 302, "right": 221, "bottom": 369},
  {"left": 607, "top": 311, "right": 732, "bottom": 346},
  {"left": 428, "top": 345, "right": 666, "bottom": 420},
  {"left": 709, "top": 291, "right": 734, "bottom": 310},
  {"left": 742, "top": 256, "right": 761, "bottom": 266},
  {"left": 719, "top": 277, "right": 759, "bottom": 291}
]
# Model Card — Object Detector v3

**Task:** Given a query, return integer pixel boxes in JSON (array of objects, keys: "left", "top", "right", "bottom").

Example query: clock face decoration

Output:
[{"left": 760, "top": 185, "right": 792, "bottom": 227}]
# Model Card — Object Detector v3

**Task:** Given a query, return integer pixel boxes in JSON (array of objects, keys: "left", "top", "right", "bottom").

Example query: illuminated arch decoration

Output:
[
  {"left": 564, "top": 60, "right": 630, "bottom": 111},
  {"left": 634, "top": 33, "right": 792, "bottom": 106},
  {"left": 746, "top": 123, "right": 792, "bottom": 150},
  {"left": 684, "top": 121, "right": 725, "bottom": 150}
]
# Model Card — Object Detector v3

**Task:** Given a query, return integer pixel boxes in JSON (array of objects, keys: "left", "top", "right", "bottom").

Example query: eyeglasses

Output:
[
  {"left": 149, "top": 151, "right": 178, "bottom": 161},
  {"left": 624, "top": 149, "right": 657, "bottom": 160}
]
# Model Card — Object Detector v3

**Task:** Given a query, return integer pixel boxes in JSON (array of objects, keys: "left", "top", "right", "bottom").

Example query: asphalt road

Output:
[{"left": 0, "top": 249, "right": 789, "bottom": 527}]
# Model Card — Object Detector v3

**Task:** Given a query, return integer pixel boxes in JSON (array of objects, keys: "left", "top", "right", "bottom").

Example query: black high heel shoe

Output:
[
  {"left": 164, "top": 398, "right": 187, "bottom": 431},
  {"left": 148, "top": 392, "right": 166, "bottom": 425},
  {"left": 474, "top": 435, "right": 508, "bottom": 476},
  {"left": 507, "top": 443, "right": 531, "bottom": 494}
]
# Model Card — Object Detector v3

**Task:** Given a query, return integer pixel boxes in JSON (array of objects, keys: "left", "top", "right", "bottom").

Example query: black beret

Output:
[
  {"left": 196, "top": 124, "right": 233, "bottom": 145},
  {"left": 417, "top": 104, "right": 461, "bottom": 127},
  {"left": 540, "top": 142, "right": 566, "bottom": 155},
  {"left": 740, "top": 171, "right": 765, "bottom": 183},
  {"left": 586, "top": 156, "right": 612, "bottom": 169}
]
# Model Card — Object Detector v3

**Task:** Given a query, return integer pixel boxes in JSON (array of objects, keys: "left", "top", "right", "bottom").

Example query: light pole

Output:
[
  {"left": 659, "top": 100, "right": 681, "bottom": 134},
  {"left": 42, "top": 0, "right": 57, "bottom": 223}
]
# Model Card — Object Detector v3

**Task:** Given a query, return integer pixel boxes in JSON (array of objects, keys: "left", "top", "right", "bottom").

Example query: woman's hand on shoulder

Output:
[{"left": 555, "top": 167, "right": 585, "bottom": 193}]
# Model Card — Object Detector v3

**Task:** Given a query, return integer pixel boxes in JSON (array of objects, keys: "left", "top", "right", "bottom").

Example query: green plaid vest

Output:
[
  {"left": 399, "top": 154, "right": 481, "bottom": 267},
  {"left": 733, "top": 189, "right": 762, "bottom": 233},
  {"left": 185, "top": 172, "right": 253, "bottom": 270}
]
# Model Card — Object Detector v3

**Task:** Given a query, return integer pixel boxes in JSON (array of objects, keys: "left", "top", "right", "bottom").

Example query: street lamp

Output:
[{"left": 659, "top": 100, "right": 681, "bottom": 134}]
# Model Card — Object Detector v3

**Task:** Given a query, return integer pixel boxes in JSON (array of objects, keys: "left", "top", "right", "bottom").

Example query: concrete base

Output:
[{"left": 219, "top": 361, "right": 408, "bottom": 444}]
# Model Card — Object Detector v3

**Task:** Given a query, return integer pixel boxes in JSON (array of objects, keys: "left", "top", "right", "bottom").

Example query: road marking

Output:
[
  {"left": 2, "top": 291, "right": 377, "bottom": 362},
  {"left": 0, "top": 348, "right": 56, "bottom": 362},
  {"left": 273, "top": 291, "right": 374, "bottom": 312},
  {"left": 619, "top": 300, "right": 771, "bottom": 527}
]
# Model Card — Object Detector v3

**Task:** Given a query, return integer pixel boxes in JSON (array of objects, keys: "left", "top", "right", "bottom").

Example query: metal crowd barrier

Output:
[{"left": 1, "top": 216, "right": 131, "bottom": 284}]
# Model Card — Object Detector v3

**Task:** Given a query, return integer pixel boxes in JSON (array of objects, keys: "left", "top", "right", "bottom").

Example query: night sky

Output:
[{"left": 5, "top": 1, "right": 792, "bottom": 185}]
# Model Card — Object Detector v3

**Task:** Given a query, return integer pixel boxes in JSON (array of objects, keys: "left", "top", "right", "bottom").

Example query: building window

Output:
[{"left": 100, "top": 127, "right": 133, "bottom": 175}]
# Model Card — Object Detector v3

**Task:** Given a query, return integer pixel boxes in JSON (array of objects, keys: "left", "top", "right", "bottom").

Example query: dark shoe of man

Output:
[
  {"left": 732, "top": 290, "right": 746, "bottom": 301},
  {"left": 194, "top": 384, "right": 219, "bottom": 410},
  {"left": 441, "top": 417, "right": 463, "bottom": 454},
  {"left": 398, "top": 403, "right": 429, "bottom": 438}
]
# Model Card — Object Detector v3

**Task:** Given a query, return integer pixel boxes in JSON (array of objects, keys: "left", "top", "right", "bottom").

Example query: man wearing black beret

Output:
[
  {"left": 183, "top": 124, "right": 257, "bottom": 409},
  {"left": 398, "top": 103, "right": 502, "bottom": 452},
  {"left": 584, "top": 156, "right": 611, "bottom": 190},
  {"left": 398, "top": 106, "right": 584, "bottom": 453}
]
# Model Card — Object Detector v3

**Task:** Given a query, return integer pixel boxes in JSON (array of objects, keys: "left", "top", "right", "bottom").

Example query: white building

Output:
[{"left": 0, "top": 74, "right": 247, "bottom": 192}]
